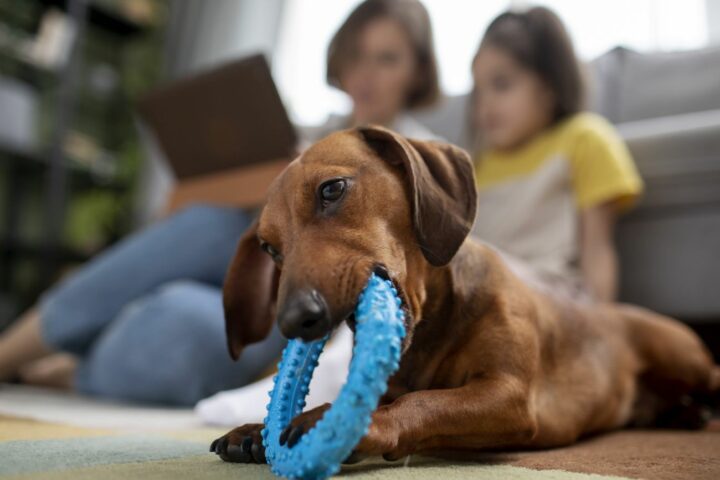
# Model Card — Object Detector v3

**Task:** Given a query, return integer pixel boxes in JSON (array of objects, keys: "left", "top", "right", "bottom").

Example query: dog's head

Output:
[{"left": 223, "top": 126, "right": 476, "bottom": 359}]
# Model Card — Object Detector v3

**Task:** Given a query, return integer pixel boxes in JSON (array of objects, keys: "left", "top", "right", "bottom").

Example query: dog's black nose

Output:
[{"left": 277, "top": 289, "right": 331, "bottom": 341}]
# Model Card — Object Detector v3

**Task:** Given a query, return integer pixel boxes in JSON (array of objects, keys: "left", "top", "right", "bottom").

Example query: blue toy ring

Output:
[{"left": 262, "top": 273, "right": 406, "bottom": 479}]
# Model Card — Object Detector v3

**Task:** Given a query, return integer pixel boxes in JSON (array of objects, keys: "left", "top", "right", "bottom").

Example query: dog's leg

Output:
[
  {"left": 353, "top": 374, "right": 537, "bottom": 460},
  {"left": 213, "top": 375, "right": 539, "bottom": 463},
  {"left": 622, "top": 305, "right": 720, "bottom": 427}
]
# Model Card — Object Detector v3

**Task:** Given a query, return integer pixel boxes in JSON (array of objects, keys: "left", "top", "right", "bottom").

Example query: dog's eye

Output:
[
  {"left": 319, "top": 179, "right": 346, "bottom": 203},
  {"left": 260, "top": 242, "right": 281, "bottom": 261}
]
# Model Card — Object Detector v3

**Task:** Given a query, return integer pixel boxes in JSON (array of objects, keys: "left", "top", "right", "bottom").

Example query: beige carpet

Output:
[
  {"left": 1, "top": 384, "right": 718, "bottom": 479},
  {"left": 0, "top": 414, "right": 625, "bottom": 480},
  {"left": 433, "top": 422, "right": 720, "bottom": 480}
]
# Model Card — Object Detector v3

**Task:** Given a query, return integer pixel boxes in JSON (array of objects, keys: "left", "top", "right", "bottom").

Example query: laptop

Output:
[{"left": 137, "top": 54, "right": 297, "bottom": 180}]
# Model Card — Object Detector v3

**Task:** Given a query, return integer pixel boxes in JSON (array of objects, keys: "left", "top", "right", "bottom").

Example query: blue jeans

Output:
[{"left": 39, "top": 205, "right": 287, "bottom": 406}]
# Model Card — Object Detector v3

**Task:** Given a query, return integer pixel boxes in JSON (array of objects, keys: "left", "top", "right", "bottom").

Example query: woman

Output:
[
  {"left": 301, "top": 0, "right": 439, "bottom": 143},
  {"left": 0, "top": 0, "right": 441, "bottom": 406}
]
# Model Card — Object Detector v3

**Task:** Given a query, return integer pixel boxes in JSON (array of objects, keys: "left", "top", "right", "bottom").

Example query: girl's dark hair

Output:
[
  {"left": 477, "top": 6, "right": 584, "bottom": 122},
  {"left": 327, "top": 0, "right": 440, "bottom": 109}
]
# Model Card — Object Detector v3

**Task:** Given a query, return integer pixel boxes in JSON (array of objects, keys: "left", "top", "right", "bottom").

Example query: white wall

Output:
[
  {"left": 709, "top": 0, "right": 720, "bottom": 44},
  {"left": 164, "top": 0, "right": 286, "bottom": 78}
]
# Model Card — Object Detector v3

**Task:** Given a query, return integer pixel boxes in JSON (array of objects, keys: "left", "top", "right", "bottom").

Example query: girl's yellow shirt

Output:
[
  {"left": 471, "top": 112, "right": 643, "bottom": 291},
  {"left": 475, "top": 112, "right": 643, "bottom": 212}
]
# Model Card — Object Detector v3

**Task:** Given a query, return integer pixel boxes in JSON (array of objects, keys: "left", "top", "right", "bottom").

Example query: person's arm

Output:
[{"left": 579, "top": 202, "right": 619, "bottom": 303}]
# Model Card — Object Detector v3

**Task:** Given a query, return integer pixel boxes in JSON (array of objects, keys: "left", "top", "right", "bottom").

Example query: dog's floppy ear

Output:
[
  {"left": 223, "top": 220, "right": 279, "bottom": 360},
  {"left": 359, "top": 125, "right": 477, "bottom": 266}
]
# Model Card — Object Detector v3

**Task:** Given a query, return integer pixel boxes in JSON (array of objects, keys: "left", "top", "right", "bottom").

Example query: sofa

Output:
[{"left": 415, "top": 45, "right": 720, "bottom": 323}]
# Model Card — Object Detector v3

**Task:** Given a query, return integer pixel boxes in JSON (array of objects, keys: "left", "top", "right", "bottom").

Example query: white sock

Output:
[{"left": 195, "top": 324, "right": 353, "bottom": 426}]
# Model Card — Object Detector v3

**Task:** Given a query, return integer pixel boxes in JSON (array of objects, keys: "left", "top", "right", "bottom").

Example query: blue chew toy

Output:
[{"left": 262, "top": 273, "right": 406, "bottom": 480}]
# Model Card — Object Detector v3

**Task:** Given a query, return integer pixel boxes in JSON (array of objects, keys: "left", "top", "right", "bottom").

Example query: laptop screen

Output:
[{"left": 138, "top": 54, "right": 297, "bottom": 179}]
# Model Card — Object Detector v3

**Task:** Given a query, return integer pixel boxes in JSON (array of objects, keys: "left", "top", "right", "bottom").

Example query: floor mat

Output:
[
  {"left": 433, "top": 422, "right": 720, "bottom": 480},
  {"left": 0, "top": 414, "right": 624, "bottom": 480},
  {"left": 2, "top": 414, "right": 718, "bottom": 479},
  {"left": 0, "top": 384, "right": 718, "bottom": 479},
  {"left": 0, "top": 384, "right": 199, "bottom": 430}
]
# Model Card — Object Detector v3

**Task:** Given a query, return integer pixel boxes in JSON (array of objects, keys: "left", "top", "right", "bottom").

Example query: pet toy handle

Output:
[{"left": 262, "top": 273, "right": 405, "bottom": 480}]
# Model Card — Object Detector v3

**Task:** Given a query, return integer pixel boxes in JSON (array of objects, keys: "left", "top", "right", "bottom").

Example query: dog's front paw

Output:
[
  {"left": 210, "top": 423, "right": 266, "bottom": 464},
  {"left": 277, "top": 403, "right": 331, "bottom": 448},
  {"left": 352, "top": 406, "right": 404, "bottom": 461}
]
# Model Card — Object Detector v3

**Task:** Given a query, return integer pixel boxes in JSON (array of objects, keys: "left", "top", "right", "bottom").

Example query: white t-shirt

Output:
[{"left": 297, "top": 112, "right": 443, "bottom": 148}]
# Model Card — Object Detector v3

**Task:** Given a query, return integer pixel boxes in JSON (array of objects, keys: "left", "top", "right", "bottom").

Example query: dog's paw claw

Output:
[
  {"left": 241, "top": 436, "right": 253, "bottom": 452},
  {"left": 214, "top": 437, "right": 228, "bottom": 455},
  {"left": 210, "top": 424, "right": 267, "bottom": 464},
  {"left": 343, "top": 451, "right": 367, "bottom": 465},
  {"left": 279, "top": 424, "right": 290, "bottom": 446},
  {"left": 226, "top": 443, "right": 252, "bottom": 463},
  {"left": 279, "top": 423, "right": 305, "bottom": 448},
  {"left": 251, "top": 442, "right": 267, "bottom": 463}
]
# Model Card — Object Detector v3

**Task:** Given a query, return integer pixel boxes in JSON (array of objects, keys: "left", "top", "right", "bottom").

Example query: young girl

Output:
[{"left": 471, "top": 7, "right": 643, "bottom": 302}]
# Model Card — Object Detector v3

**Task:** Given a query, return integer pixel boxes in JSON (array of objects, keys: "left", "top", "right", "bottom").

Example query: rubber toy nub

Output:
[{"left": 262, "top": 273, "right": 406, "bottom": 480}]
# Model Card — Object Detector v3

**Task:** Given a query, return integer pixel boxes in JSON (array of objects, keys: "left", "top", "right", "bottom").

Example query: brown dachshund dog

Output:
[{"left": 210, "top": 126, "right": 720, "bottom": 465}]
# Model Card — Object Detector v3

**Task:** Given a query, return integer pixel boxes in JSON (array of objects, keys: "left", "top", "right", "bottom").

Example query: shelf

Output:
[
  {"left": 0, "top": 45, "right": 57, "bottom": 89},
  {"left": 1, "top": 0, "right": 159, "bottom": 319},
  {"left": 38, "top": 0, "right": 150, "bottom": 37},
  {"left": 1, "top": 236, "right": 91, "bottom": 263},
  {"left": 0, "top": 141, "right": 129, "bottom": 192}
]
